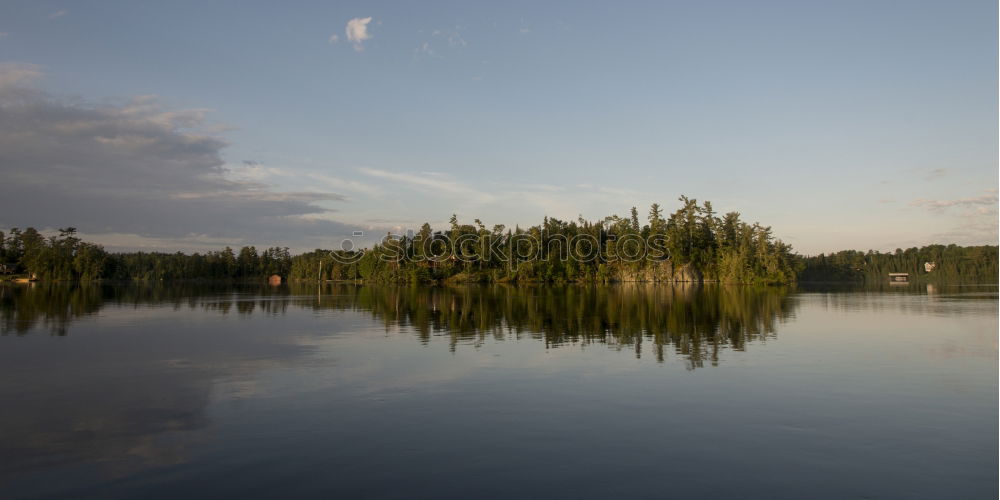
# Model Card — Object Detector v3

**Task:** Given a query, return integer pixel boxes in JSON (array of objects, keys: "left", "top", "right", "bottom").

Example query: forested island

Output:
[{"left": 1, "top": 197, "right": 997, "bottom": 285}]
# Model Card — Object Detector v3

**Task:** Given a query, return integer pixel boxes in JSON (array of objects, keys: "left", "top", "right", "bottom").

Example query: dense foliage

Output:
[
  {"left": 0, "top": 227, "right": 291, "bottom": 281},
  {"left": 2, "top": 197, "right": 996, "bottom": 284},
  {"left": 0, "top": 228, "right": 108, "bottom": 281},
  {"left": 323, "top": 196, "right": 797, "bottom": 284},
  {"left": 798, "top": 245, "right": 998, "bottom": 284}
]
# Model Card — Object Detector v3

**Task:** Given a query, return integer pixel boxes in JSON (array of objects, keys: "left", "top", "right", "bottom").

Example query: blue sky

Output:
[{"left": 0, "top": 0, "right": 996, "bottom": 253}]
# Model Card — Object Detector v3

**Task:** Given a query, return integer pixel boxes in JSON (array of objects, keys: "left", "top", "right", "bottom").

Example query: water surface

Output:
[{"left": 1, "top": 283, "right": 996, "bottom": 499}]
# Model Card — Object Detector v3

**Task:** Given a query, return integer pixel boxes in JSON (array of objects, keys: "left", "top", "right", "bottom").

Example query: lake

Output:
[{"left": 0, "top": 282, "right": 996, "bottom": 499}]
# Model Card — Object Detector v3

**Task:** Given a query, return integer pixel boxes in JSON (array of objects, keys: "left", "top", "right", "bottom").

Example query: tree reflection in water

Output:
[{"left": 1, "top": 282, "right": 795, "bottom": 369}]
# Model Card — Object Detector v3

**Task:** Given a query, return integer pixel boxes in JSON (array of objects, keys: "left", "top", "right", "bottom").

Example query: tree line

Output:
[
  {"left": 311, "top": 196, "right": 797, "bottom": 284},
  {"left": 798, "top": 245, "right": 998, "bottom": 284},
  {"left": 0, "top": 227, "right": 292, "bottom": 281},
  {"left": 2, "top": 197, "right": 996, "bottom": 284}
]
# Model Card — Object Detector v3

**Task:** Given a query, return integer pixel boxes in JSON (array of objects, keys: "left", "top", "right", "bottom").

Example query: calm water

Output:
[{"left": 0, "top": 283, "right": 996, "bottom": 499}]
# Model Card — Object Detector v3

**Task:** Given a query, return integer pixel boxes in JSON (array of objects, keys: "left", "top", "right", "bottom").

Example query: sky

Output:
[{"left": 0, "top": 0, "right": 997, "bottom": 254}]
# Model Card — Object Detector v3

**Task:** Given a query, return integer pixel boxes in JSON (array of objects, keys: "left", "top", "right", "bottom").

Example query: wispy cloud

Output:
[
  {"left": 910, "top": 190, "right": 999, "bottom": 245},
  {"left": 328, "top": 34, "right": 339, "bottom": 44},
  {"left": 923, "top": 167, "right": 950, "bottom": 180},
  {"left": 910, "top": 190, "right": 999, "bottom": 212},
  {"left": 365, "top": 218, "right": 415, "bottom": 224},
  {"left": 356, "top": 167, "right": 656, "bottom": 228},
  {"left": 0, "top": 32, "right": 9, "bottom": 38},
  {"left": 0, "top": 62, "right": 42, "bottom": 88},
  {"left": 49, "top": 10, "right": 68, "bottom": 19},
  {"left": 432, "top": 28, "right": 467, "bottom": 48},
  {"left": 928, "top": 217, "right": 999, "bottom": 246},
  {"left": 229, "top": 162, "right": 383, "bottom": 198},
  {"left": 359, "top": 167, "right": 494, "bottom": 201},
  {"left": 345, "top": 17, "right": 373, "bottom": 51},
  {"left": 413, "top": 27, "right": 467, "bottom": 61},
  {"left": 413, "top": 42, "right": 439, "bottom": 59},
  {"left": 305, "top": 172, "right": 382, "bottom": 197}
]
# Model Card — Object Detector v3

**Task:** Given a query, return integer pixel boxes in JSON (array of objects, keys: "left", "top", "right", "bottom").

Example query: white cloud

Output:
[
  {"left": 49, "top": 10, "right": 67, "bottom": 19},
  {"left": 345, "top": 17, "right": 373, "bottom": 51},
  {"left": 328, "top": 34, "right": 339, "bottom": 44}
]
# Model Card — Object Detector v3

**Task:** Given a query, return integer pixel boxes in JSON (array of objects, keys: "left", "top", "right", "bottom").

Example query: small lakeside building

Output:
[{"left": 888, "top": 273, "right": 909, "bottom": 284}]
